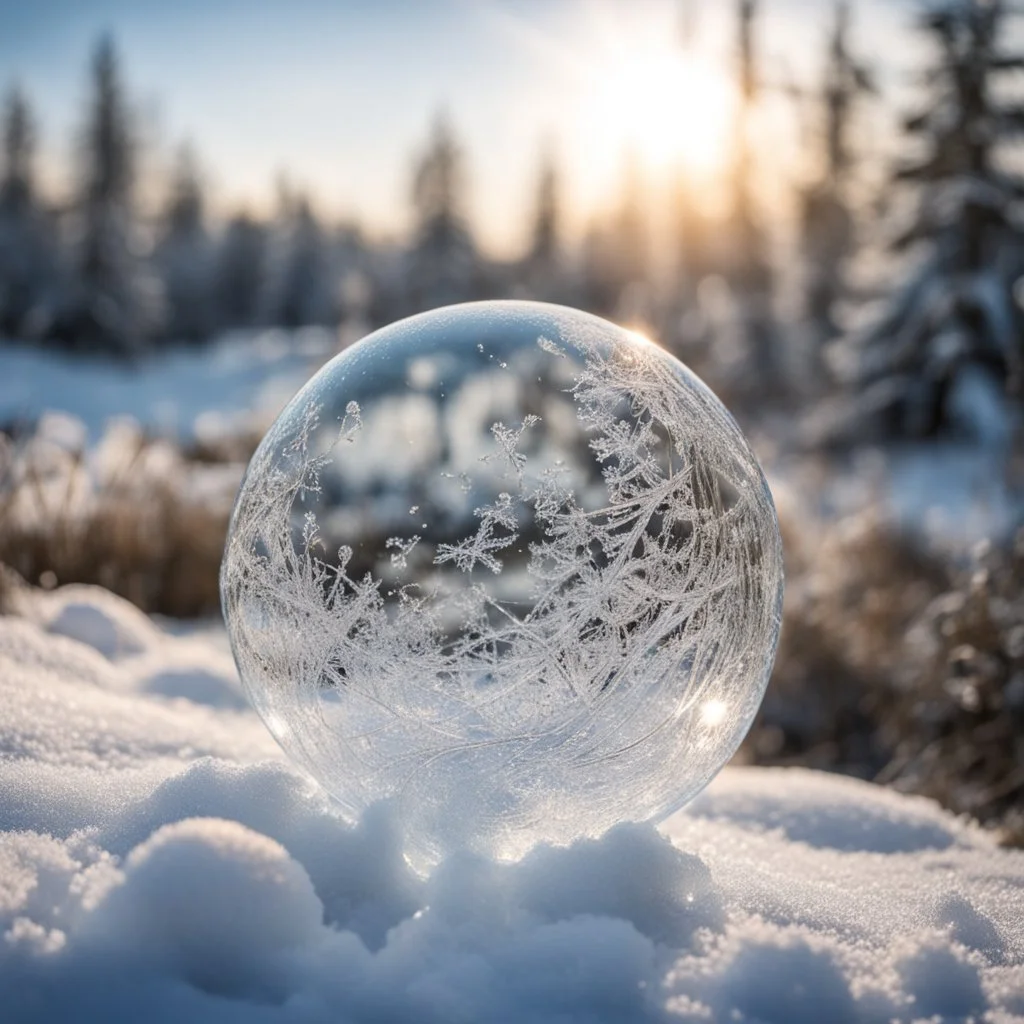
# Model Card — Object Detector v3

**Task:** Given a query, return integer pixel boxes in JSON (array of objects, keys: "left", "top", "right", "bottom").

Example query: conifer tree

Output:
[
  {"left": 522, "top": 146, "right": 568, "bottom": 302},
  {"left": 528, "top": 149, "right": 559, "bottom": 270},
  {"left": 667, "top": 4, "right": 722, "bottom": 355},
  {"left": 0, "top": 87, "right": 32, "bottom": 213},
  {"left": 615, "top": 153, "right": 648, "bottom": 291},
  {"left": 61, "top": 35, "right": 158, "bottom": 354},
  {"left": 273, "top": 192, "right": 336, "bottom": 328},
  {"left": 0, "top": 86, "right": 56, "bottom": 338},
  {"left": 215, "top": 212, "right": 267, "bottom": 329},
  {"left": 580, "top": 155, "right": 649, "bottom": 320},
  {"left": 730, "top": 0, "right": 769, "bottom": 292},
  {"left": 848, "top": 0, "right": 1024, "bottom": 440},
  {"left": 155, "top": 144, "right": 215, "bottom": 342},
  {"left": 726, "top": 0, "right": 781, "bottom": 395},
  {"left": 799, "top": 2, "right": 874, "bottom": 340},
  {"left": 407, "top": 112, "right": 478, "bottom": 311}
]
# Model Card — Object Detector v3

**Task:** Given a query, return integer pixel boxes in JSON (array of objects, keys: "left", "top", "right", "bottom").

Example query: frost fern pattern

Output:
[{"left": 222, "top": 324, "right": 782, "bottom": 845}]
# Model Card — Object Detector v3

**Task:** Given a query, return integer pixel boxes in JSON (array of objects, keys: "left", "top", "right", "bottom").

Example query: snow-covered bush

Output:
[
  {"left": 749, "top": 490, "right": 1024, "bottom": 843},
  {"left": 881, "top": 526, "right": 1024, "bottom": 831},
  {"left": 751, "top": 501, "right": 947, "bottom": 777}
]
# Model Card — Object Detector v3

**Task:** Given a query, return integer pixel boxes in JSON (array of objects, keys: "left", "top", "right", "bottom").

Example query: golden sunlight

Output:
[{"left": 592, "top": 49, "right": 736, "bottom": 177}]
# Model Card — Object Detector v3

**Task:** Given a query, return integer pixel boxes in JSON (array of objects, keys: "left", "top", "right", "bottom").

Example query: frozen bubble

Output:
[{"left": 221, "top": 301, "right": 783, "bottom": 869}]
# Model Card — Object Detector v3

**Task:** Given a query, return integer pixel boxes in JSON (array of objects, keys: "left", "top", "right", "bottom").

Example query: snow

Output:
[
  {"left": 1, "top": 583, "right": 1023, "bottom": 1022},
  {"left": 0, "top": 329, "right": 337, "bottom": 444},
  {"left": 882, "top": 443, "right": 1024, "bottom": 548}
]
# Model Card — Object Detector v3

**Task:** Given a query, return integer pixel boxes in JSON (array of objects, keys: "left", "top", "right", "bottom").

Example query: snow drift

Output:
[{"left": 0, "top": 583, "right": 1022, "bottom": 1022}]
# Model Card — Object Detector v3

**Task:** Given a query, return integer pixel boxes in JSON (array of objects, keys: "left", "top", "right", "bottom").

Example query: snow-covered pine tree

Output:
[
  {"left": 215, "top": 212, "right": 267, "bottom": 329},
  {"left": 154, "top": 144, "right": 215, "bottom": 343},
  {"left": 847, "top": 0, "right": 1024, "bottom": 442},
  {"left": 0, "top": 86, "right": 58, "bottom": 340},
  {"left": 405, "top": 112, "right": 479, "bottom": 312},
  {"left": 58, "top": 35, "right": 159, "bottom": 355}
]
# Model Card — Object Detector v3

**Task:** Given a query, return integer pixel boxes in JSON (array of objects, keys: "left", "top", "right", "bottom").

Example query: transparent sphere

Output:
[{"left": 222, "top": 301, "right": 783, "bottom": 868}]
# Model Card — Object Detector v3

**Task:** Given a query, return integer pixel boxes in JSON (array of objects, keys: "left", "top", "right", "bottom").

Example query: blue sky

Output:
[{"left": 0, "top": 0, "right": 914, "bottom": 254}]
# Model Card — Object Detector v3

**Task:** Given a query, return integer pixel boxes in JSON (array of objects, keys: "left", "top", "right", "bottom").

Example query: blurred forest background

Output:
[{"left": 1, "top": 0, "right": 1024, "bottom": 843}]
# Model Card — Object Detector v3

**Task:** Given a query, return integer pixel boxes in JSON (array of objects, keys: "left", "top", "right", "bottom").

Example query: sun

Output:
[{"left": 592, "top": 48, "right": 737, "bottom": 178}]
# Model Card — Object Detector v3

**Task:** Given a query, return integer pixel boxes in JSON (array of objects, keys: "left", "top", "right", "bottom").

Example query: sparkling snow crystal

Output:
[{"left": 221, "top": 301, "right": 784, "bottom": 866}]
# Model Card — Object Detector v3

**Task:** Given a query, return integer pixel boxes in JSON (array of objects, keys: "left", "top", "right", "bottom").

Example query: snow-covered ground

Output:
[
  {"left": 1, "top": 583, "right": 1022, "bottom": 1022},
  {"left": 0, "top": 329, "right": 337, "bottom": 444}
]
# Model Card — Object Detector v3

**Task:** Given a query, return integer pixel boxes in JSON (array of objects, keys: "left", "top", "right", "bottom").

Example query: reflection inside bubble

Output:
[{"left": 222, "top": 302, "right": 783, "bottom": 867}]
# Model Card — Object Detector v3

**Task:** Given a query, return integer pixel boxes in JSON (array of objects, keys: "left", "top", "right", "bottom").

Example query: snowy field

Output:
[
  {"left": 1, "top": 582, "right": 1023, "bottom": 1022},
  {"left": 0, "top": 330, "right": 337, "bottom": 444}
]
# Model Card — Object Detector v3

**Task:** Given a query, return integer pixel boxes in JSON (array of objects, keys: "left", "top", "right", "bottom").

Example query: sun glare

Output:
[
  {"left": 594, "top": 49, "right": 736, "bottom": 178},
  {"left": 701, "top": 699, "right": 729, "bottom": 728}
]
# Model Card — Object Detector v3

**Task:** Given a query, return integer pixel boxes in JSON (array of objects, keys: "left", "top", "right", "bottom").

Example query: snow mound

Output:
[
  {"left": 1, "top": 584, "right": 1022, "bottom": 1022},
  {"left": 84, "top": 818, "right": 324, "bottom": 998},
  {"left": 685, "top": 766, "right": 978, "bottom": 853}
]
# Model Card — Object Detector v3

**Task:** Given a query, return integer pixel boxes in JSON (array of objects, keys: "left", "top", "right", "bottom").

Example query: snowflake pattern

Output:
[{"left": 221, "top": 320, "right": 783, "bottom": 862}]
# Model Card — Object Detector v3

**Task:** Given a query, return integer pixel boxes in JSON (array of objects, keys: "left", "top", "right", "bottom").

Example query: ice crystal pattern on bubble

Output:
[{"left": 222, "top": 317, "right": 783, "bottom": 865}]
